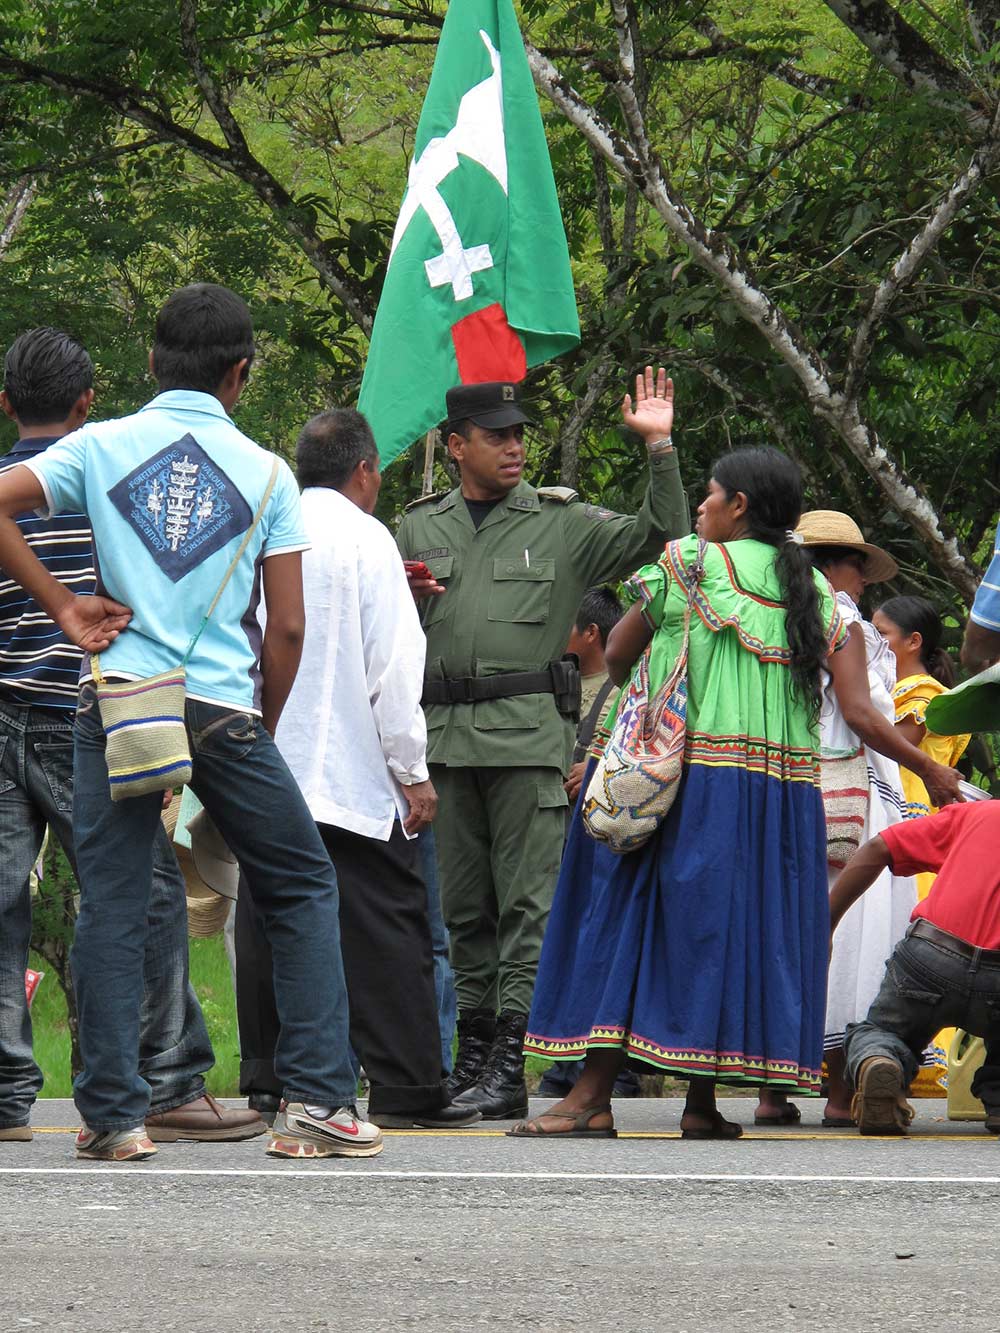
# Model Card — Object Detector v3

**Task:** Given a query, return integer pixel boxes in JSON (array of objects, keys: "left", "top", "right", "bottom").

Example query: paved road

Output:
[{"left": 5, "top": 1097, "right": 999, "bottom": 1331}]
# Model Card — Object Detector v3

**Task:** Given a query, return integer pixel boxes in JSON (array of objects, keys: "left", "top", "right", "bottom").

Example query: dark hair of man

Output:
[
  {"left": 151, "top": 283, "right": 255, "bottom": 394},
  {"left": 446, "top": 418, "right": 475, "bottom": 441},
  {"left": 3, "top": 327, "right": 93, "bottom": 426},
  {"left": 877, "top": 594, "right": 956, "bottom": 687},
  {"left": 296, "top": 408, "right": 378, "bottom": 490},
  {"left": 808, "top": 545, "right": 867, "bottom": 575},
  {"left": 575, "top": 585, "right": 623, "bottom": 648},
  {"left": 712, "top": 446, "right": 826, "bottom": 721}
]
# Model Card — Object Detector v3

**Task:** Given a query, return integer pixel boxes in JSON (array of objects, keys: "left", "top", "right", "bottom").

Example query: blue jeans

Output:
[
  {"left": 0, "top": 695, "right": 212, "bottom": 1128},
  {"left": 418, "top": 828, "right": 457, "bottom": 1075},
  {"left": 72, "top": 688, "right": 356, "bottom": 1129},
  {"left": 845, "top": 922, "right": 1000, "bottom": 1109}
]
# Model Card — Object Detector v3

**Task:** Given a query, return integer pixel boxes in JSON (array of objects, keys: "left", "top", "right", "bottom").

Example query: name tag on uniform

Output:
[
  {"left": 508, "top": 496, "right": 535, "bottom": 511},
  {"left": 415, "top": 547, "right": 450, "bottom": 560}
]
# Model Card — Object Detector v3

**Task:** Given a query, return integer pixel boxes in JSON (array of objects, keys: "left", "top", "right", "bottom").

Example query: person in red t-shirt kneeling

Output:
[{"left": 831, "top": 800, "right": 1000, "bottom": 1135}]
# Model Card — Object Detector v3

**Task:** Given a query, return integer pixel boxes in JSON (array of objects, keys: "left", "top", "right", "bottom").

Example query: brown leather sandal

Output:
[{"left": 506, "top": 1104, "right": 617, "bottom": 1139}]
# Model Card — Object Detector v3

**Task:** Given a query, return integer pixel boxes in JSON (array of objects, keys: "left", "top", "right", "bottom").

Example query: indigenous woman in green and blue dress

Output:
[{"left": 511, "top": 448, "right": 846, "bottom": 1140}]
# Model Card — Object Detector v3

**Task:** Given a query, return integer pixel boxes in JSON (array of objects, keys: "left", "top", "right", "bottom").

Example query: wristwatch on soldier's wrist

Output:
[{"left": 645, "top": 435, "right": 674, "bottom": 454}]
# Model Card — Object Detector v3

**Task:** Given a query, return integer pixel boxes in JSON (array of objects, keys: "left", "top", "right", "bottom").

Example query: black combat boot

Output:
[
  {"left": 444, "top": 1007, "right": 496, "bottom": 1100},
  {"left": 453, "top": 1009, "right": 528, "bottom": 1119}
]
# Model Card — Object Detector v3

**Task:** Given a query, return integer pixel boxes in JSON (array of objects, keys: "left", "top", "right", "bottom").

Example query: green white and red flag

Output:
[{"left": 358, "top": 0, "right": 580, "bottom": 465}]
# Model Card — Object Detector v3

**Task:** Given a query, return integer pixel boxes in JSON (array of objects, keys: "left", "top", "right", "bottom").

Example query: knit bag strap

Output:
[
  {"left": 675, "top": 537, "right": 707, "bottom": 664},
  {"left": 181, "top": 455, "right": 280, "bottom": 667},
  {"left": 90, "top": 455, "right": 281, "bottom": 684}
]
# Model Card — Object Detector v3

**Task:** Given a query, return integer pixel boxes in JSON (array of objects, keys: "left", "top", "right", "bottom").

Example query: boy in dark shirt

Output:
[{"left": 831, "top": 800, "right": 1000, "bottom": 1134}]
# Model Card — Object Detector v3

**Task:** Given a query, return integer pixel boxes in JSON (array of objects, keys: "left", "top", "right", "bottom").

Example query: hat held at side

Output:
[{"left": 162, "top": 793, "right": 232, "bottom": 938}]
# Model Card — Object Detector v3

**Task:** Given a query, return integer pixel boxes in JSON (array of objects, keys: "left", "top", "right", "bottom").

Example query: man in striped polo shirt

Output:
[{"left": 0, "top": 327, "right": 262, "bottom": 1145}]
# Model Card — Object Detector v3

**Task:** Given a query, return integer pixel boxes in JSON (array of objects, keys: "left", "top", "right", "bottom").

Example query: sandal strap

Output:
[{"left": 515, "top": 1103, "right": 614, "bottom": 1134}]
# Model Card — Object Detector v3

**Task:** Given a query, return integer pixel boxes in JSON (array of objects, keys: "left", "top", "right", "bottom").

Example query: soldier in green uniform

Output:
[{"left": 397, "top": 366, "right": 689, "bottom": 1118}]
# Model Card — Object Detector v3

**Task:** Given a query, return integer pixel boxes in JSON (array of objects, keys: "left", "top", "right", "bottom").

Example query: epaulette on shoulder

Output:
[
  {"left": 404, "top": 491, "right": 445, "bottom": 512},
  {"left": 536, "top": 485, "right": 579, "bottom": 504}
]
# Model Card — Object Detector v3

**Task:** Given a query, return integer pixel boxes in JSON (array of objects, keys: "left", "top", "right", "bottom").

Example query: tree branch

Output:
[
  {"left": 176, "top": 0, "right": 373, "bottom": 332},
  {"left": 0, "top": 175, "right": 36, "bottom": 255},
  {"left": 559, "top": 354, "right": 619, "bottom": 489},
  {"left": 0, "top": 45, "right": 374, "bottom": 331},
  {"left": 822, "top": 0, "right": 987, "bottom": 118},
  {"left": 690, "top": 17, "right": 845, "bottom": 99},
  {"left": 526, "top": 40, "right": 981, "bottom": 601},
  {"left": 846, "top": 103, "right": 1000, "bottom": 395},
  {"left": 967, "top": 0, "right": 1000, "bottom": 51},
  {"left": 685, "top": 357, "right": 876, "bottom": 524},
  {"left": 716, "top": 105, "right": 864, "bottom": 229}
]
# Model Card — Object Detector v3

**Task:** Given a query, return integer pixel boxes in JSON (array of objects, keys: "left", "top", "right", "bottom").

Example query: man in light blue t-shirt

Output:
[
  {"left": 963, "top": 524, "right": 1000, "bottom": 673},
  {"left": 0, "top": 284, "right": 381, "bottom": 1163}
]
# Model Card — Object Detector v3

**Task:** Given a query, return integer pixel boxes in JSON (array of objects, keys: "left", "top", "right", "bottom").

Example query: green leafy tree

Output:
[{"left": 2, "top": 0, "right": 999, "bottom": 598}]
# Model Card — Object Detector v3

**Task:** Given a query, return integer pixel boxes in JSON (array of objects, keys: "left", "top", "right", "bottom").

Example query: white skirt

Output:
[{"left": 823, "top": 746, "right": 916, "bottom": 1052}]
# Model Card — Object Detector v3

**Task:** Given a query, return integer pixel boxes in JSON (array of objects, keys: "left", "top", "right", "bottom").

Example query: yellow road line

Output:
[{"left": 21, "top": 1126, "right": 993, "bottom": 1142}]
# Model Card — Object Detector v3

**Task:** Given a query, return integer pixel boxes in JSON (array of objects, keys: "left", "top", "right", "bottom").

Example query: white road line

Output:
[{"left": 2, "top": 1168, "right": 1000, "bottom": 1184}]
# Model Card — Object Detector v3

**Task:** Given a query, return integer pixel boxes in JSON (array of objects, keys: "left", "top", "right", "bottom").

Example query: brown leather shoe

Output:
[
  {"left": 0, "top": 1125, "right": 32, "bottom": 1142},
  {"left": 145, "top": 1093, "right": 266, "bottom": 1142}
]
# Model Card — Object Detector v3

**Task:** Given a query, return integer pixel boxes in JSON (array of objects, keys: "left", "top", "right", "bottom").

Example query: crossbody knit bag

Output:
[{"left": 582, "top": 538, "right": 707, "bottom": 854}]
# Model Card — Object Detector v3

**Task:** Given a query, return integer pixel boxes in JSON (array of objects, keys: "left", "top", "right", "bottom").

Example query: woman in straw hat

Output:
[{"left": 757, "top": 512, "right": 963, "bottom": 1128}]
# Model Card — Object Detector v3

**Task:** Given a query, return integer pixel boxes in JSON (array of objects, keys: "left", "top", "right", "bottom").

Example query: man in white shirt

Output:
[{"left": 235, "top": 409, "right": 480, "bottom": 1128}]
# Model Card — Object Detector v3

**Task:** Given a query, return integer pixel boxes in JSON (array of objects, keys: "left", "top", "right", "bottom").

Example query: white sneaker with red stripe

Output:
[
  {"left": 76, "top": 1124, "right": 157, "bottom": 1161},
  {"left": 266, "top": 1102, "right": 383, "bottom": 1159}
]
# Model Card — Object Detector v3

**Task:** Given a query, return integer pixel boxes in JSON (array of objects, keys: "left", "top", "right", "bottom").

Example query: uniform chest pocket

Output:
[
  {"left": 488, "top": 558, "right": 555, "bottom": 624},
  {"left": 420, "top": 555, "right": 454, "bottom": 628}
]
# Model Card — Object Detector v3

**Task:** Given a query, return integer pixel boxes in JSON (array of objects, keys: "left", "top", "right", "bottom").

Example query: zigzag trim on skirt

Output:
[
  {"left": 588, "top": 724, "right": 823, "bottom": 784},
  {"left": 686, "top": 732, "right": 820, "bottom": 785},
  {"left": 526, "top": 1025, "right": 821, "bottom": 1091}
]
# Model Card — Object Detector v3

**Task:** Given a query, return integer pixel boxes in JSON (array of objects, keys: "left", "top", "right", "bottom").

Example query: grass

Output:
[
  {"left": 29, "top": 934, "right": 241, "bottom": 1099},
  {"left": 30, "top": 941, "right": 684, "bottom": 1100}
]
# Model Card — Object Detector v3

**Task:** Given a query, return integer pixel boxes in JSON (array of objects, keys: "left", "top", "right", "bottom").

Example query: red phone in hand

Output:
[{"left": 404, "top": 560, "right": 432, "bottom": 578}]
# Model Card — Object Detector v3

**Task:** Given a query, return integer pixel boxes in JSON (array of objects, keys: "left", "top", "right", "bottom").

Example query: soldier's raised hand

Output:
[{"left": 621, "top": 366, "right": 674, "bottom": 447}]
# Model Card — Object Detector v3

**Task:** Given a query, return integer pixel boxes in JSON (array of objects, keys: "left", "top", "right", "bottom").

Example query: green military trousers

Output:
[{"left": 429, "top": 764, "right": 569, "bottom": 1016}]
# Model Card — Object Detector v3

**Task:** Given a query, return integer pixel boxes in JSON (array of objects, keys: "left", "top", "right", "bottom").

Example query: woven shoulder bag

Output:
[
  {"left": 582, "top": 539, "right": 706, "bottom": 854},
  {"left": 820, "top": 749, "right": 869, "bottom": 869}
]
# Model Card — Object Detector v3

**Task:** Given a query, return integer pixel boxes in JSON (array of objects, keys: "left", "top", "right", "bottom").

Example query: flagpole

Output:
[{"left": 421, "top": 429, "right": 436, "bottom": 496}]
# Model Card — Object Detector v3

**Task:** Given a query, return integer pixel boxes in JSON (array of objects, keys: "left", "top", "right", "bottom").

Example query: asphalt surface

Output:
[{"left": 4, "top": 1097, "right": 999, "bottom": 1332}]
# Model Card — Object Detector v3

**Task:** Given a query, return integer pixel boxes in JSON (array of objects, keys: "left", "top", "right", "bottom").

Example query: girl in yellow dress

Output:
[{"left": 872, "top": 595, "right": 971, "bottom": 1093}]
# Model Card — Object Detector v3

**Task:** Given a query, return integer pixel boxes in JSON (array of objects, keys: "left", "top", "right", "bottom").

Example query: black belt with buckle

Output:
[
  {"left": 909, "top": 917, "right": 1000, "bottom": 967},
  {"left": 422, "top": 657, "right": 580, "bottom": 718}
]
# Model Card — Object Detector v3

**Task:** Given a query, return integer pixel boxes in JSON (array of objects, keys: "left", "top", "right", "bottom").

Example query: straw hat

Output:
[
  {"left": 162, "top": 793, "right": 232, "bottom": 939},
  {"left": 187, "top": 807, "right": 239, "bottom": 901},
  {"left": 795, "top": 510, "right": 898, "bottom": 583}
]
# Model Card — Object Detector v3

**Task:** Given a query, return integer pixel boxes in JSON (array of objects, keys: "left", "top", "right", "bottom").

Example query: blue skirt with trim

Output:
[{"left": 525, "top": 759, "right": 830, "bottom": 1091}]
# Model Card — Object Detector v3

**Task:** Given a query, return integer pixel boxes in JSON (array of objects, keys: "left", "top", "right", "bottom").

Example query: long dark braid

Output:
[{"left": 712, "top": 447, "right": 827, "bottom": 720}]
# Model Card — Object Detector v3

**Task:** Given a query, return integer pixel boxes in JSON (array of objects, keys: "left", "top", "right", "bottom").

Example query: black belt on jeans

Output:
[{"left": 909, "top": 917, "right": 1000, "bottom": 967}]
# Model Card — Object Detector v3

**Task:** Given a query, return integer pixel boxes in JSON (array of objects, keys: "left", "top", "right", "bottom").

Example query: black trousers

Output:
[{"left": 235, "top": 820, "right": 447, "bottom": 1116}]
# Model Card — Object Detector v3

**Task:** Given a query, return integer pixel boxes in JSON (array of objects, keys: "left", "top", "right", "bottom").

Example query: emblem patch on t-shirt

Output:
[{"left": 107, "top": 433, "right": 253, "bottom": 583}]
